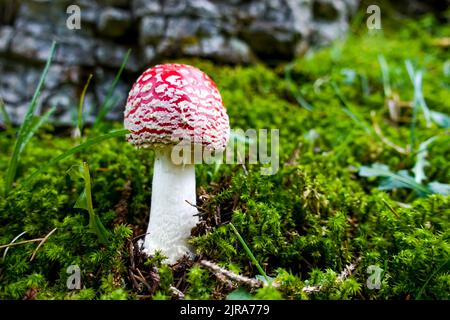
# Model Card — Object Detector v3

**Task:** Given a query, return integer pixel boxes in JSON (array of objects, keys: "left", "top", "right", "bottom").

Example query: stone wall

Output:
[{"left": 0, "top": 0, "right": 358, "bottom": 125}]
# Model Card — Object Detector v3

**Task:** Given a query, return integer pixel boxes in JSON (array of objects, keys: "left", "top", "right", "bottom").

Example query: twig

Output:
[
  {"left": 337, "top": 257, "right": 361, "bottom": 282},
  {"left": 2, "top": 231, "right": 27, "bottom": 260},
  {"left": 302, "top": 257, "right": 361, "bottom": 294},
  {"left": 371, "top": 111, "right": 409, "bottom": 155},
  {"left": 200, "top": 260, "right": 263, "bottom": 288},
  {"left": 135, "top": 268, "right": 152, "bottom": 291},
  {"left": 286, "top": 142, "right": 303, "bottom": 166},
  {"left": 30, "top": 228, "right": 57, "bottom": 261},
  {"left": 170, "top": 285, "right": 185, "bottom": 300},
  {"left": 236, "top": 151, "right": 248, "bottom": 175},
  {"left": 0, "top": 238, "right": 43, "bottom": 250}
]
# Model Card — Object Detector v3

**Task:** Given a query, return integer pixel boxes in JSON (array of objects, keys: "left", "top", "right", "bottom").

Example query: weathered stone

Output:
[
  {"left": 185, "top": 0, "right": 221, "bottom": 19},
  {"left": 197, "top": 36, "right": 253, "bottom": 64},
  {"left": 132, "top": 0, "right": 162, "bottom": 17},
  {"left": 313, "top": 0, "right": 340, "bottom": 21},
  {"left": 241, "top": 20, "right": 301, "bottom": 59},
  {"left": 0, "top": 27, "right": 13, "bottom": 52},
  {"left": 162, "top": 0, "right": 188, "bottom": 15},
  {"left": 54, "top": 40, "right": 96, "bottom": 66},
  {"left": 10, "top": 31, "right": 53, "bottom": 62},
  {"left": 139, "top": 16, "right": 165, "bottom": 45},
  {"left": 98, "top": 0, "right": 129, "bottom": 7},
  {"left": 14, "top": 18, "right": 53, "bottom": 36},
  {"left": 165, "top": 17, "right": 200, "bottom": 39},
  {"left": 95, "top": 41, "right": 139, "bottom": 72},
  {"left": 0, "top": 0, "right": 361, "bottom": 125},
  {"left": 95, "top": 68, "right": 130, "bottom": 120},
  {"left": 98, "top": 7, "right": 131, "bottom": 38},
  {"left": 142, "top": 45, "right": 156, "bottom": 64},
  {"left": 197, "top": 19, "right": 221, "bottom": 37}
]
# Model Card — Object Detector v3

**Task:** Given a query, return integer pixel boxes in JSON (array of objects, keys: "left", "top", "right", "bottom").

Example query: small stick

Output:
[
  {"left": 302, "top": 257, "right": 361, "bottom": 293},
  {"left": 0, "top": 238, "right": 43, "bottom": 250},
  {"left": 30, "top": 228, "right": 57, "bottom": 261},
  {"left": 129, "top": 271, "right": 140, "bottom": 290},
  {"left": 136, "top": 268, "right": 152, "bottom": 291},
  {"left": 2, "top": 231, "right": 28, "bottom": 261},
  {"left": 371, "top": 111, "right": 409, "bottom": 155},
  {"left": 200, "top": 260, "right": 263, "bottom": 288},
  {"left": 170, "top": 285, "right": 185, "bottom": 300}
]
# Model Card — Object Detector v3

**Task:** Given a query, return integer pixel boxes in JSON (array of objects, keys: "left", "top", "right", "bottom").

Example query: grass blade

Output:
[
  {"left": 94, "top": 49, "right": 131, "bottom": 127},
  {"left": 20, "top": 106, "right": 56, "bottom": 154},
  {"left": 406, "top": 60, "right": 431, "bottom": 127},
  {"left": 229, "top": 222, "right": 270, "bottom": 283},
  {"left": 284, "top": 63, "right": 314, "bottom": 111},
  {"left": 0, "top": 97, "right": 12, "bottom": 128},
  {"left": 412, "top": 136, "right": 437, "bottom": 184},
  {"left": 378, "top": 54, "right": 391, "bottom": 97},
  {"left": 20, "top": 129, "right": 129, "bottom": 188},
  {"left": 331, "top": 81, "right": 372, "bottom": 134},
  {"left": 76, "top": 74, "right": 93, "bottom": 137},
  {"left": 70, "top": 163, "right": 109, "bottom": 244},
  {"left": 4, "top": 41, "right": 57, "bottom": 193}
]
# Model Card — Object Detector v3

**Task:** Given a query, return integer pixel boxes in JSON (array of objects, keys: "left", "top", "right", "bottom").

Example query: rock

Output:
[
  {"left": 0, "top": 0, "right": 361, "bottom": 125},
  {"left": 98, "top": 0, "right": 129, "bottom": 7},
  {"left": 162, "top": 0, "right": 188, "bottom": 15},
  {"left": 95, "top": 41, "right": 139, "bottom": 72},
  {"left": 94, "top": 68, "right": 130, "bottom": 120},
  {"left": 310, "top": 0, "right": 352, "bottom": 46},
  {"left": 10, "top": 30, "right": 53, "bottom": 62},
  {"left": 98, "top": 7, "right": 131, "bottom": 38},
  {"left": 139, "top": 16, "right": 165, "bottom": 45},
  {"left": 0, "top": 27, "right": 13, "bottom": 52},
  {"left": 132, "top": 0, "right": 161, "bottom": 17},
  {"left": 184, "top": 36, "right": 253, "bottom": 64},
  {"left": 313, "top": 0, "right": 340, "bottom": 21},
  {"left": 54, "top": 39, "right": 96, "bottom": 66},
  {"left": 165, "top": 17, "right": 200, "bottom": 39},
  {"left": 142, "top": 45, "right": 156, "bottom": 65}
]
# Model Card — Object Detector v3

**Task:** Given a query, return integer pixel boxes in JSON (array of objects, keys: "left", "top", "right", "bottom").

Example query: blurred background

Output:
[{"left": 0, "top": 0, "right": 448, "bottom": 126}]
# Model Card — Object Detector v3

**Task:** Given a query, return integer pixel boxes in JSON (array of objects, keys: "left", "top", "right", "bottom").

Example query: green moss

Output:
[{"left": 0, "top": 14, "right": 449, "bottom": 300}]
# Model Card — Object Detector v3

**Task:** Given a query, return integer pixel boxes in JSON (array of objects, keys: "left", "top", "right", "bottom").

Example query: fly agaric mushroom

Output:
[{"left": 124, "top": 64, "right": 230, "bottom": 264}]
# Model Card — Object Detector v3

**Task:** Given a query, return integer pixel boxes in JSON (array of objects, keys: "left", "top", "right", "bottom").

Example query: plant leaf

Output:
[
  {"left": 94, "top": 49, "right": 131, "bottom": 127},
  {"left": 430, "top": 110, "right": 450, "bottom": 128},
  {"left": 427, "top": 182, "right": 450, "bottom": 196},
  {"left": 412, "top": 137, "right": 437, "bottom": 184},
  {"left": 4, "top": 41, "right": 57, "bottom": 193},
  {"left": 405, "top": 60, "right": 431, "bottom": 126},
  {"left": 74, "top": 189, "right": 88, "bottom": 210},
  {"left": 359, "top": 163, "right": 431, "bottom": 195},
  {"left": 226, "top": 288, "right": 253, "bottom": 300},
  {"left": 19, "top": 106, "right": 56, "bottom": 154},
  {"left": 20, "top": 129, "right": 129, "bottom": 188},
  {"left": 379, "top": 170, "right": 414, "bottom": 190}
]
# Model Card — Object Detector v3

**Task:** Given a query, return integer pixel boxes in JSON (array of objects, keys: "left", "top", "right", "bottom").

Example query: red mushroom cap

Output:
[{"left": 124, "top": 64, "right": 230, "bottom": 151}]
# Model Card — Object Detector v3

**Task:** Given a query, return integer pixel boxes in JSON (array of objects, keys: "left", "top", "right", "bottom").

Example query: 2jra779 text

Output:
[{"left": 224, "top": 304, "right": 270, "bottom": 317}]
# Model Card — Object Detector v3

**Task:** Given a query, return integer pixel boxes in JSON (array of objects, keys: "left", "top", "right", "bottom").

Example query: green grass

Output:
[{"left": 4, "top": 41, "right": 57, "bottom": 194}]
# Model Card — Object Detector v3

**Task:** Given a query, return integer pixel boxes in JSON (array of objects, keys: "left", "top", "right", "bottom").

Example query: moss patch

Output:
[{"left": 0, "top": 14, "right": 449, "bottom": 300}]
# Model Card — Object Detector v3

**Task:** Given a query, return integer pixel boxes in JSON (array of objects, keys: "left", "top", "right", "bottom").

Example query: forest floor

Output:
[{"left": 0, "top": 13, "right": 449, "bottom": 300}]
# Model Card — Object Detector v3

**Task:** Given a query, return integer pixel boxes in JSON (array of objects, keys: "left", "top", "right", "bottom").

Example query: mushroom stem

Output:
[{"left": 143, "top": 148, "right": 198, "bottom": 264}]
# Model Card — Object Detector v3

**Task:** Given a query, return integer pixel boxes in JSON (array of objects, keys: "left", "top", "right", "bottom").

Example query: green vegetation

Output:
[{"left": 0, "top": 14, "right": 449, "bottom": 300}]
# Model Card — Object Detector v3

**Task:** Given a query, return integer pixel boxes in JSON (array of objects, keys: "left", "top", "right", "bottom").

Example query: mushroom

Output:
[{"left": 124, "top": 64, "right": 230, "bottom": 264}]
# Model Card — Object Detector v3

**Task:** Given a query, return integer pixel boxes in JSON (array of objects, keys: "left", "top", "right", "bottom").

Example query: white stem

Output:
[{"left": 143, "top": 148, "right": 198, "bottom": 264}]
